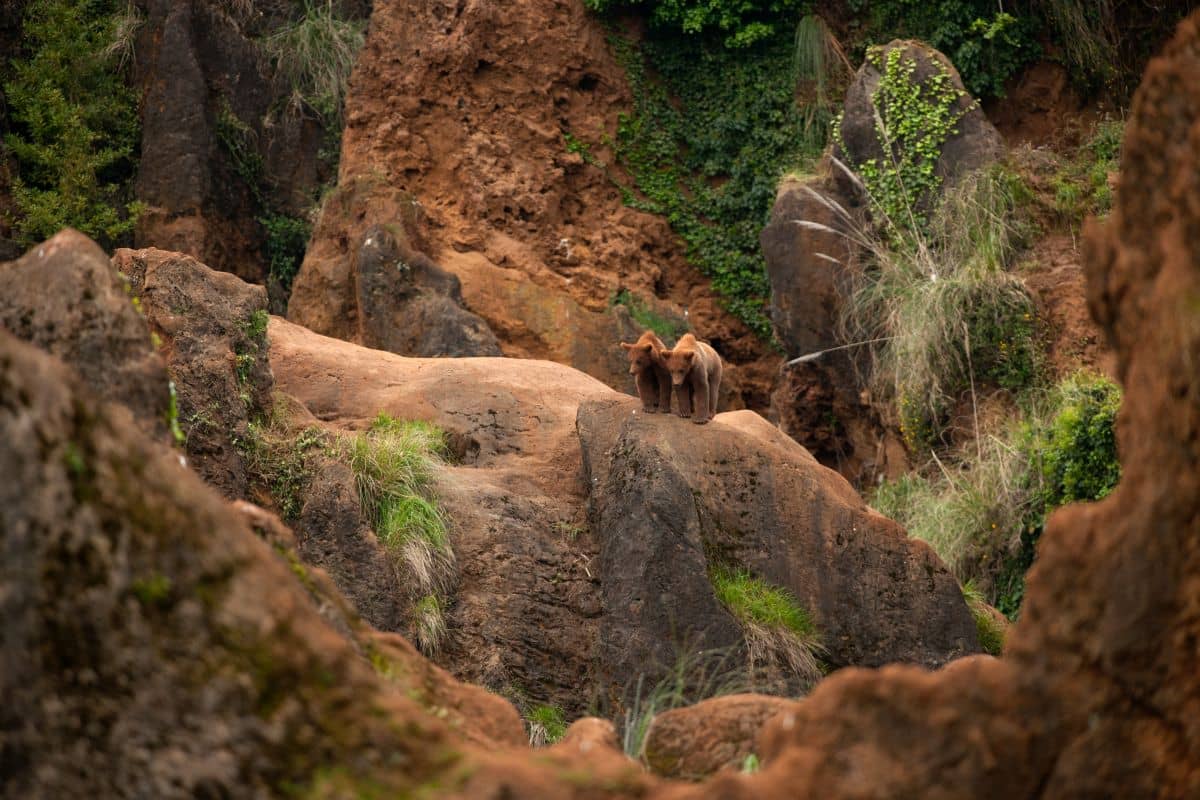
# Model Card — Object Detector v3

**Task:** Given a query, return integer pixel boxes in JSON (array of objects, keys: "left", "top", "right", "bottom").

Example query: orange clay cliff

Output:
[
  {"left": 659, "top": 333, "right": 723, "bottom": 424},
  {"left": 620, "top": 330, "right": 672, "bottom": 413}
]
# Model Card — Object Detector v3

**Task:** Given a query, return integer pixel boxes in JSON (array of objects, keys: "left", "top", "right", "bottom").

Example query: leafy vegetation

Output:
[
  {"left": 710, "top": 564, "right": 824, "bottom": 688},
  {"left": 3, "top": 0, "right": 143, "bottom": 247},
  {"left": 611, "top": 289, "right": 689, "bottom": 341},
  {"left": 601, "top": 29, "right": 825, "bottom": 337},
  {"left": 1051, "top": 118, "right": 1124, "bottom": 226},
  {"left": 872, "top": 371, "right": 1122, "bottom": 618},
  {"left": 838, "top": 46, "right": 968, "bottom": 236},
  {"left": 239, "top": 410, "right": 331, "bottom": 520},
  {"left": 527, "top": 704, "right": 568, "bottom": 747},
  {"left": 584, "top": 0, "right": 806, "bottom": 48}
]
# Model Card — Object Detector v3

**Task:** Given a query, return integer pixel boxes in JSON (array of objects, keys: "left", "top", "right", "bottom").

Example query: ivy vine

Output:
[{"left": 839, "top": 46, "right": 966, "bottom": 237}]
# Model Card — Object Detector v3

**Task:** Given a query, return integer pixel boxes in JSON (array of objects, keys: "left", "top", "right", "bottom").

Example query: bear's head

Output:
[
  {"left": 620, "top": 340, "right": 660, "bottom": 375},
  {"left": 659, "top": 347, "right": 694, "bottom": 386}
]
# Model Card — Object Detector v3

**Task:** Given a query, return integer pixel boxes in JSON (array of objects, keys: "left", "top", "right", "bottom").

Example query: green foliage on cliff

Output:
[
  {"left": 584, "top": 0, "right": 805, "bottom": 48},
  {"left": 264, "top": 0, "right": 366, "bottom": 127},
  {"left": 3, "top": 0, "right": 143, "bottom": 247},
  {"left": 602, "top": 29, "right": 824, "bottom": 337},
  {"left": 872, "top": 371, "right": 1122, "bottom": 619}
]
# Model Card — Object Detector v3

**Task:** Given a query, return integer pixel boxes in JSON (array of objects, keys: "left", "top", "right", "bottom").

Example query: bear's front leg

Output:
[
  {"left": 691, "top": 374, "right": 711, "bottom": 424},
  {"left": 635, "top": 370, "right": 658, "bottom": 413},
  {"left": 675, "top": 382, "right": 693, "bottom": 418},
  {"left": 656, "top": 369, "right": 673, "bottom": 414}
]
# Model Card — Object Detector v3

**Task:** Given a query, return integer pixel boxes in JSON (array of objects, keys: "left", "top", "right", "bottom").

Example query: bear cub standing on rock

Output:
[
  {"left": 620, "top": 330, "right": 672, "bottom": 413},
  {"left": 659, "top": 333, "right": 723, "bottom": 424}
]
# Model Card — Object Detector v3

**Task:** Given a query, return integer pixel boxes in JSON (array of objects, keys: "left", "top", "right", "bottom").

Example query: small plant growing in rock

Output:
[
  {"left": 526, "top": 704, "right": 568, "bottom": 747},
  {"left": 412, "top": 594, "right": 447, "bottom": 656},
  {"left": 709, "top": 565, "right": 824, "bottom": 690},
  {"left": 961, "top": 579, "right": 1007, "bottom": 655},
  {"left": 611, "top": 289, "right": 690, "bottom": 342}
]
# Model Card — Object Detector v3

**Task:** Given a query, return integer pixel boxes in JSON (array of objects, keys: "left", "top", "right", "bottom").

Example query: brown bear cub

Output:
[
  {"left": 658, "top": 333, "right": 723, "bottom": 424},
  {"left": 620, "top": 330, "right": 672, "bottom": 413}
]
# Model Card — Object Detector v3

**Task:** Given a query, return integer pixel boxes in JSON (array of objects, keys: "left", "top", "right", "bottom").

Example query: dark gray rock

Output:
[
  {"left": 836, "top": 39, "right": 1003, "bottom": 209},
  {"left": 578, "top": 396, "right": 978, "bottom": 686},
  {"left": 0, "top": 229, "right": 170, "bottom": 441},
  {"left": 354, "top": 224, "right": 502, "bottom": 357}
]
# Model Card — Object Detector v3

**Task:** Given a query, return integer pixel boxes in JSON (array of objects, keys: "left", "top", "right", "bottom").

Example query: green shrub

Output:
[
  {"left": 239, "top": 410, "right": 330, "bottom": 520},
  {"left": 1051, "top": 119, "right": 1124, "bottom": 225},
  {"left": 527, "top": 704, "right": 568, "bottom": 747},
  {"left": 844, "top": 0, "right": 1040, "bottom": 99},
  {"left": 872, "top": 371, "right": 1122, "bottom": 618},
  {"left": 584, "top": 0, "right": 805, "bottom": 48},
  {"left": 1036, "top": 371, "right": 1122, "bottom": 509},
  {"left": 260, "top": 212, "right": 312, "bottom": 292},
  {"left": 3, "top": 0, "right": 142, "bottom": 247}
]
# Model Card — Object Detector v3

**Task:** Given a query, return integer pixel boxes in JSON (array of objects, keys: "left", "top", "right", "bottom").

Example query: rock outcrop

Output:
[
  {"left": 760, "top": 172, "right": 909, "bottom": 483},
  {"left": 578, "top": 397, "right": 978, "bottom": 689},
  {"left": 113, "top": 247, "right": 274, "bottom": 499},
  {"left": 0, "top": 229, "right": 170, "bottom": 440},
  {"left": 836, "top": 39, "right": 1003, "bottom": 207},
  {"left": 643, "top": 694, "right": 794, "bottom": 779},
  {"left": 288, "top": 0, "right": 780, "bottom": 403},
  {"left": 131, "top": 0, "right": 366, "bottom": 293}
]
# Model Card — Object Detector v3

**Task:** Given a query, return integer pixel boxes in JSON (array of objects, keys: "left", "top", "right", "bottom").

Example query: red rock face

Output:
[{"left": 289, "top": 0, "right": 780, "bottom": 404}]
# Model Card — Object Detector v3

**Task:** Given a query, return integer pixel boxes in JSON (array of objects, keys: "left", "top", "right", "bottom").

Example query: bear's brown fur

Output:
[
  {"left": 658, "top": 333, "right": 723, "bottom": 424},
  {"left": 620, "top": 330, "right": 672, "bottom": 413}
]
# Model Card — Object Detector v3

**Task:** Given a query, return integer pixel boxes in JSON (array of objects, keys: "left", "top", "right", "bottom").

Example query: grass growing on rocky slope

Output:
[
  {"left": 263, "top": 0, "right": 366, "bottom": 127},
  {"left": 526, "top": 704, "right": 568, "bottom": 747},
  {"left": 871, "top": 371, "right": 1122, "bottom": 618},
  {"left": 350, "top": 415, "right": 454, "bottom": 605},
  {"left": 829, "top": 165, "right": 1039, "bottom": 450},
  {"left": 710, "top": 565, "right": 824, "bottom": 689},
  {"left": 610, "top": 289, "right": 690, "bottom": 341},
  {"left": 238, "top": 403, "right": 332, "bottom": 520},
  {"left": 620, "top": 647, "right": 747, "bottom": 758},
  {"left": 350, "top": 414, "right": 455, "bottom": 655}
]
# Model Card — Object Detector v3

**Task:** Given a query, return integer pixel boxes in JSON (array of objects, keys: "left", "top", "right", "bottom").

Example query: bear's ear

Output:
[
  {"left": 684, "top": 351, "right": 695, "bottom": 361},
  {"left": 620, "top": 342, "right": 634, "bottom": 350},
  {"left": 658, "top": 348, "right": 672, "bottom": 359},
  {"left": 638, "top": 342, "right": 653, "bottom": 352}
]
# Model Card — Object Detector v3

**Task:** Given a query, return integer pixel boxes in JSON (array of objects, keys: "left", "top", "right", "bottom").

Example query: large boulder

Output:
[
  {"left": 643, "top": 694, "right": 795, "bottom": 779},
  {"left": 113, "top": 247, "right": 274, "bottom": 499},
  {"left": 0, "top": 229, "right": 170, "bottom": 440},
  {"left": 289, "top": 180, "right": 503, "bottom": 358},
  {"left": 836, "top": 39, "right": 1003, "bottom": 207},
  {"left": 577, "top": 397, "right": 979, "bottom": 690}
]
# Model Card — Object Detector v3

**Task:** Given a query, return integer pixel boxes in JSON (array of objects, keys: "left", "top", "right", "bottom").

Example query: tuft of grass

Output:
[
  {"left": 1050, "top": 118, "right": 1124, "bottom": 226},
  {"left": 827, "top": 164, "right": 1039, "bottom": 450},
  {"left": 962, "top": 579, "right": 1007, "bottom": 656},
  {"left": 611, "top": 289, "right": 689, "bottom": 342},
  {"left": 710, "top": 565, "right": 824, "bottom": 689},
  {"left": 350, "top": 413, "right": 456, "bottom": 605},
  {"left": 237, "top": 398, "right": 331, "bottom": 520},
  {"left": 264, "top": 0, "right": 366, "bottom": 127},
  {"left": 412, "top": 594, "right": 447, "bottom": 657},
  {"left": 621, "top": 646, "right": 747, "bottom": 758},
  {"left": 527, "top": 704, "right": 568, "bottom": 747}
]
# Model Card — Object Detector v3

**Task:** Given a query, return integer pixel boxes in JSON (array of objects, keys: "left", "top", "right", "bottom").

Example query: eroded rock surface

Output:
[
  {"left": 643, "top": 694, "right": 795, "bottom": 779},
  {"left": 0, "top": 229, "right": 169, "bottom": 440},
  {"left": 113, "top": 247, "right": 274, "bottom": 499},
  {"left": 578, "top": 397, "right": 978, "bottom": 690},
  {"left": 289, "top": 0, "right": 780, "bottom": 403}
]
